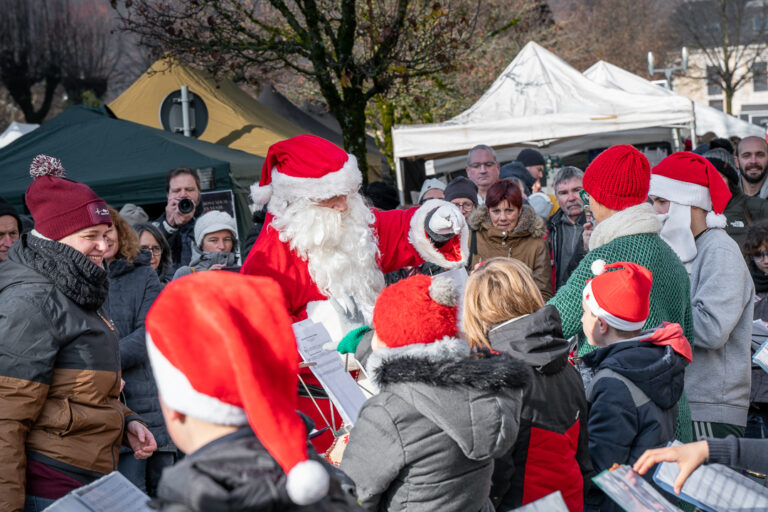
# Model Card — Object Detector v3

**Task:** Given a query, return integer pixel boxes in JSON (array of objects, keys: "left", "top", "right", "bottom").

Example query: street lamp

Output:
[{"left": 648, "top": 47, "right": 689, "bottom": 90}]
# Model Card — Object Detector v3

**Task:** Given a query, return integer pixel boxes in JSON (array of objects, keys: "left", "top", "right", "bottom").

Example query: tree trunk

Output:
[
  {"left": 725, "top": 86, "right": 734, "bottom": 115},
  {"left": 336, "top": 88, "right": 370, "bottom": 187},
  {"left": 374, "top": 95, "right": 396, "bottom": 174}
]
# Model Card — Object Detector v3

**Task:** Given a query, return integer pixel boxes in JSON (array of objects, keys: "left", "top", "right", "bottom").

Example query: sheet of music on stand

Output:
[
  {"left": 653, "top": 441, "right": 768, "bottom": 512},
  {"left": 511, "top": 491, "right": 569, "bottom": 511},
  {"left": 45, "top": 471, "right": 152, "bottom": 511},
  {"left": 593, "top": 464, "right": 682, "bottom": 511},
  {"left": 293, "top": 319, "right": 367, "bottom": 425}
]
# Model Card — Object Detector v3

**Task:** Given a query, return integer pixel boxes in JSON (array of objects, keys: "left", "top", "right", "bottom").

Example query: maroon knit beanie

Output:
[
  {"left": 582, "top": 145, "right": 650, "bottom": 210},
  {"left": 25, "top": 155, "right": 112, "bottom": 240}
]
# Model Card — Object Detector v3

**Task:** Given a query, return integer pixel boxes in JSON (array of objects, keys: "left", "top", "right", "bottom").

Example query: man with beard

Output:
[
  {"left": 241, "top": 135, "right": 469, "bottom": 449},
  {"left": 547, "top": 166, "right": 587, "bottom": 290},
  {"left": 737, "top": 136, "right": 768, "bottom": 199}
]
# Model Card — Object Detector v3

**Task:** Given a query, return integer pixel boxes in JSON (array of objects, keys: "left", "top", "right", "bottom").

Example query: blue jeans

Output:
[{"left": 24, "top": 495, "right": 56, "bottom": 512}]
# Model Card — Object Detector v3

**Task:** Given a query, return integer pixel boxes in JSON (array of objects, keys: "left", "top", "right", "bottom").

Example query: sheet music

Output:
[
  {"left": 511, "top": 491, "right": 569, "bottom": 511},
  {"left": 293, "top": 320, "right": 367, "bottom": 424},
  {"left": 654, "top": 441, "right": 768, "bottom": 512},
  {"left": 593, "top": 464, "right": 681, "bottom": 512},
  {"left": 46, "top": 471, "right": 153, "bottom": 511}
]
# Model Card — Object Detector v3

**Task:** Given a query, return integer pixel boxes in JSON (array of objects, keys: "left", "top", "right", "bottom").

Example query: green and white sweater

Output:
[{"left": 548, "top": 202, "right": 694, "bottom": 442}]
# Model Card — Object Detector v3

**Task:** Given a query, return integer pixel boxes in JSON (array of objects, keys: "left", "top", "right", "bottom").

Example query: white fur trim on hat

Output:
[
  {"left": 286, "top": 459, "right": 330, "bottom": 505},
  {"left": 706, "top": 211, "right": 727, "bottom": 229},
  {"left": 408, "top": 199, "right": 469, "bottom": 269},
  {"left": 583, "top": 281, "right": 647, "bottom": 331},
  {"left": 146, "top": 334, "right": 249, "bottom": 426},
  {"left": 255, "top": 154, "right": 363, "bottom": 210},
  {"left": 649, "top": 174, "right": 712, "bottom": 211}
]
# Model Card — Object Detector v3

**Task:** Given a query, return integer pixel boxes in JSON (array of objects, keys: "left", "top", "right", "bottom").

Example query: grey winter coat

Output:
[
  {"left": 172, "top": 244, "right": 239, "bottom": 280},
  {"left": 105, "top": 251, "right": 169, "bottom": 447},
  {"left": 153, "top": 427, "right": 363, "bottom": 511},
  {"left": 340, "top": 340, "right": 530, "bottom": 512}
]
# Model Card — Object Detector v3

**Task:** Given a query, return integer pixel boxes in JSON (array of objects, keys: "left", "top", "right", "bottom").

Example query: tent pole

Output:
[
  {"left": 395, "top": 156, "right": 406, "bottom": 206},
  {"left": 181, "top": 85, "right": 192, "bottom": 137},
  {"left": 689, "top": 100, "right": 697, "bottom": 148}
]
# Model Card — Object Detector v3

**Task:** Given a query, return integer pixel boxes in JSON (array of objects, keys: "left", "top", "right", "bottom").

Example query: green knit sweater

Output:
[{"left": 549, "top": 223, "right": 694, "bottom": 442}]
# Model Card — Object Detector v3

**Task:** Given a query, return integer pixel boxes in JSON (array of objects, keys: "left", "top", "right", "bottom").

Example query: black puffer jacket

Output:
[
  {"left": 151, "top": 427, "right": 363, "bottom": 511},
  {"left": 487, "top": 305, "right": 592, "bottom": 512},
  {"left": 105, "top": 251, "right": 169, "bottom": 448}
]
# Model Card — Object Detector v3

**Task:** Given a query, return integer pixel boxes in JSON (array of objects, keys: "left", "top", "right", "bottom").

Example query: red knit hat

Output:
[
  {"left": 583, "top": 145, "right": 651, "bottom": 210},
  {"left": 25, "top": 155, "right": 111, "bottom": 240},
  {"left": 373, "top": 274, "right": 459, "bottom": 348},
  {"left": 583, "top": 260, "right": 653, "bottom": 331},
  {"left": 648, "top": 152, "right": 732, "bottom": 228},
  {"left": 145, "top": 272, "right": 329, "bottom": 505},
  {"left": 251, "top": 134, "right": 362, "bottom": 208}
]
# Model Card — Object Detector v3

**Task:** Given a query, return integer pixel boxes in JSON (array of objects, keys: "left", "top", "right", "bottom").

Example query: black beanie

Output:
[
  {"left": 364, "top": 181, "right": 400, "bottom": 211},
  {"left": 0, "top": 196, "right": 21, "bottom": 232},
  {"left": 705, "top": 153, "right": 740, "bottom": 195},
  {"left": 517, "top": 148, "right": 546, "bottom": 167},
  {"left": 444, "top": 177, "right": 478, "bottom": 204}
]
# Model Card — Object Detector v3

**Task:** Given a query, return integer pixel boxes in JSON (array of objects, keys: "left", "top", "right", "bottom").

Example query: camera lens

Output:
[{"left": 178, "top": 198, "right": 195, "bottom": 214}]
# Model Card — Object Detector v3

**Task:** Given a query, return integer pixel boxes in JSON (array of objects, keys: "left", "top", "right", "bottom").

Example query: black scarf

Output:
[
  {"left": 750, "top": 260, "right": 768, "bottom": 295},
  {"left": 23, "top": 234, "right": 109, "bottom": 310}
]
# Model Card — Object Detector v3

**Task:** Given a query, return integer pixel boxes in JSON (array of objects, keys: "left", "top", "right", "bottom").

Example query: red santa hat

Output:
[
  {"left": 145, "top": 272, "right": 329, "bottom": 505},
  {"left": 251, "top": 134, "right": 362, "bottom": 208},
  {"left": 373, "top": 274, "right": 459, "bottom": 348},
  {"left": 648, "top": 152, "right": 732, "bottom": 228},
  {"left": 582, "top": 260, "right": 653, "bottom": 331}
]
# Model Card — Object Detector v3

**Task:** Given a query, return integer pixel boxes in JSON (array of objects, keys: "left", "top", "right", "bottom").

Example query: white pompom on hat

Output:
[
  {"left": 251, "top": 134, "right": 362, "bottom": 209},
  {"left": 145, "top": 272, "right": 330, "bottom": 505}
]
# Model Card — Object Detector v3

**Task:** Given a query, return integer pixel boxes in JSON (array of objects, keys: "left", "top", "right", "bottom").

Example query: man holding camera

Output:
[{"left": 153, "top": 167, "right": 201, "bottom": 270}]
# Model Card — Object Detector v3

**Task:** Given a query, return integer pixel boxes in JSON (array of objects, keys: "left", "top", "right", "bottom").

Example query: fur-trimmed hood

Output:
[
  {"left": 589, "top": 202, "right": 661, "bottom": 251},
  {"left": 368, "top": 338, "right": 530, "bottom": 461},
  {"left": 469, "top": 204, "right": 545, "bottom": 239}
]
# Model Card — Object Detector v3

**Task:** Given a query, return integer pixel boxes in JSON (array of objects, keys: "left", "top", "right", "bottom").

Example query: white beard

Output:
[{"left": 269, "top": 193, "right": 386, "bottom": 315}]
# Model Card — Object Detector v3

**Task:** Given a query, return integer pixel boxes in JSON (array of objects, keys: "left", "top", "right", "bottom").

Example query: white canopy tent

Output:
[
  {"left": 584, "top": 60, "right": 764, "bottom": 140},
  {"left": 391, "top": 42, "right": 695, "bottom": 203},
  {"left": 0, "top": 122, "right": 38, "bottom": 149}
]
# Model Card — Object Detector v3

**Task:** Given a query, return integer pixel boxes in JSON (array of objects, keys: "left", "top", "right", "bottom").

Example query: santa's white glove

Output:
[{"left": 428, "top": 204, "right": 464, "bottom": 236}]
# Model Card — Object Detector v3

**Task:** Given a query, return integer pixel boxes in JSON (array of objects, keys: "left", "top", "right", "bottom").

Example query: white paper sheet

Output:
[
  {"left": 46, "top": 471, "right": 152, "bottom": 511},
  {"left": 293, "top": 320, "right": 367, "bottom": 425}
]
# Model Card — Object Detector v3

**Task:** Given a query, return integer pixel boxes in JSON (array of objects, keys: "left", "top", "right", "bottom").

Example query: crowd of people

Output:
[{"left": 1, "top": 132, "right": 768, "bottom": 511}]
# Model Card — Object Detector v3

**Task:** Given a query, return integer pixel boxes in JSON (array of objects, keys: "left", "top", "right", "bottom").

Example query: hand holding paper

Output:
[{"left": 633, "top": 440, "right": 709, "bottom": 494}]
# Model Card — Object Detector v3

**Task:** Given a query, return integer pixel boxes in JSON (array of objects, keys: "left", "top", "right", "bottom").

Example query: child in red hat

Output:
[
  {"left": 580, "top": 260, "right": 692, "bottom": 511},
  {"left": 144, "top": 271, "right": 361, "bottom": 511},
  {"left": 340, "top": 274, "right": 530, "bottom": 512}
]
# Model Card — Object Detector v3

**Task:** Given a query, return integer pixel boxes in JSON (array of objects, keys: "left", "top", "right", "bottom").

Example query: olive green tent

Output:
[{"left": 0, "top": 105, "right": 263, "bottom": 241}]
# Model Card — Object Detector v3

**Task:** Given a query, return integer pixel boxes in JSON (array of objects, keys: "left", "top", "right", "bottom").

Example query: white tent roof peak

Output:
[{"left": 584, "top": 59, "right": 765, "bottom": 138}]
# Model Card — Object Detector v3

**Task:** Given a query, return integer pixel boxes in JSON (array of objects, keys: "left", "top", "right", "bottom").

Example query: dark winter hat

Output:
[
  {"left": 365, "top": 181, "right": 400, "bottom": 210},
  {"left": 0, "top": 196, "right": 21, "bottom": 233},
  {"left": 704, "top": 148, "right": 739, "bottom": 187},
  {"left": 25, "top": 155, "right": 112, "bottom": 240},
  {"left": 516, "top": 148, "right": 546, "bottom": 167},
  {"left": 583, "top": 145, "right": 650, "bottom": 210},
  {"left": 444, "top": 176, "right": 478, "bottom": 204}
]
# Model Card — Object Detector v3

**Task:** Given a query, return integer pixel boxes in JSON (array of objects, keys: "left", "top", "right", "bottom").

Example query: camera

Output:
[{"left": 178, "top": 198, "right": 195, "bottom": 214}]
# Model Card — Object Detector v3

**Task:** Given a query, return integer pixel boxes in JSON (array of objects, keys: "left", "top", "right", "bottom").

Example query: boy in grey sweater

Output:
[{"left": 649, "top": 152, "right": 754, "bottom": 438}]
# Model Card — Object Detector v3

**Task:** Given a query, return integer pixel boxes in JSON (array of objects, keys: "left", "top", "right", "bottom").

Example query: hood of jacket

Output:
[
  {"left": 581, "top": 323, "right": 689, "bottom": 410},
  {"left": 154, "top": 428, "right": 299, "bottom": 511},
  {"left": 500, "top": 161, "right": 536, "bottom": 192},
  {"left": 469, "top": 204, "right": 545, "bottom": 239},
  {"left": 188, "top": 243, "right": 239, "bottom": 269},
  {"left": 106, "top": 249, "right": 152, "bottom": 278},
  {"left": 371, "top": 339, "right": 530, "bottom": 462},
  {"left": 487, "top": 305, "right": 572, "bottom": 375}
]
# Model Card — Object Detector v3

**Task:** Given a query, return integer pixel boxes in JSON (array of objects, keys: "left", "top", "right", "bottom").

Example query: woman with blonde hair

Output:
[
  {"left": 103, "top": 207, "right": 173, "bottom": 495},
  {"left": 462, "top": 258, "right": 591, "bottom": 512}
]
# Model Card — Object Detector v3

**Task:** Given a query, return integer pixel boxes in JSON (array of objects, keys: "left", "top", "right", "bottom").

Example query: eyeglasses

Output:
[
  {"left": 141, "top": 245, "right": 162, "bottom": 255},
  {"left": 579, "top": 189, "right": 590, "bottom": 205},
  {"left": 451, "top": 201, "right": 475, "bottom": 211},
  {"left": 468, "top": 161, "right": 497, "bottom": 169},
  {"left": 752, "top": 253, "right": 768, "bottom": 263}
]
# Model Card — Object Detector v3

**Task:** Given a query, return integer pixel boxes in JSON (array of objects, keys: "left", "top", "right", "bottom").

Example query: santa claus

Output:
[{"left": 241, "top": 134, "right": 469, "bottom": 339}]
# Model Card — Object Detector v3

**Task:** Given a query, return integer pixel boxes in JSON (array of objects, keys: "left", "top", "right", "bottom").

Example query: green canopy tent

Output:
[{"left": 0, "top": 105, "right": 264, "bottom": 244}]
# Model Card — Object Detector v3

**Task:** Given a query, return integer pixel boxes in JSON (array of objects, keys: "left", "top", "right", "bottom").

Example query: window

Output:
[
  {"left": 707, "top": 66, "right": 722, "bottom": 96},
  {"left": 755, "top": 62, "right": 768, "bottom": 92},
  {"left": 709, "top": 100, "right": 723, "bottom": 111}
]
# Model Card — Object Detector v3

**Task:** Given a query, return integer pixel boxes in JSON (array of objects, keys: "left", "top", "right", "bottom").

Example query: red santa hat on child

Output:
[
  {"left": 145, "top": 272, "right": 329, "bottom": 505},
  {"left": 251, "top": 134, "right": 362, "bottom": 208},
  {"left": 583, "top": 260, "right": 653, "bottom": 331}
]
